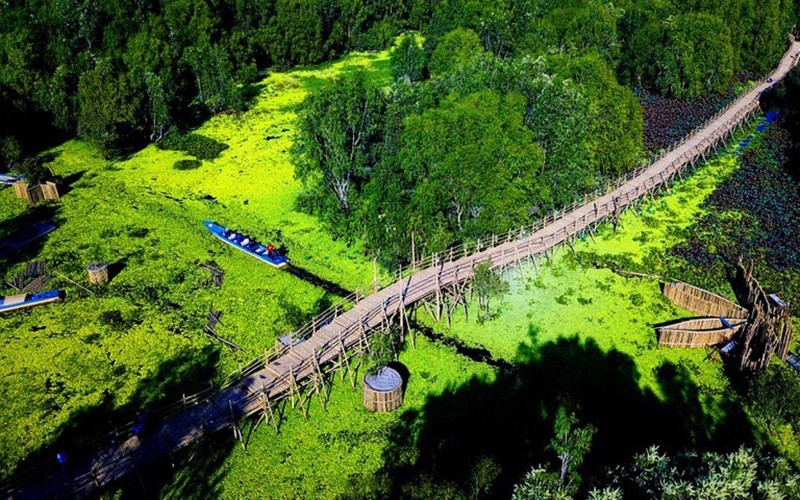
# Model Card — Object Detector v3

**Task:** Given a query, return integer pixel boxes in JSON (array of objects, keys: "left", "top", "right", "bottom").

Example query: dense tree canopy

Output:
[
  {"left": 1, "top": 0, "right": 796, "bottom": 161},
  {"left": 1, "top": 0, "right": 797, "bottom": 257}
]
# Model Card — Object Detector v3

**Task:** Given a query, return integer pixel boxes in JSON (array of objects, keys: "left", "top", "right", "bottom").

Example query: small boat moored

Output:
[
  {"left": 204, "top": 221, "right": 289, "bottom": 269},
  {"left": 0, "top": 174, "right": 22, "bottom": 186},
  {"left": 0, "top": 290, "right": 63, "bottom": 314}
]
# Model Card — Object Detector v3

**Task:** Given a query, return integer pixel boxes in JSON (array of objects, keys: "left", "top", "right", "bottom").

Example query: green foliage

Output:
[
  {"left": 173, "top": 159, "right": 202, "bottom": 171},
  {"left": 429, "top": 28, "right": 484, "bottom": 76},
  {"left": 470, "top": 456, "right": 503, "bottom": 498},
  {"left": 77, "top": 59, "right": 140, "bottom": 157},
  {"left": 513, "top": 466, "right": 572, "bottom": 500},
  {"left": 473, "top": 261, "right": 509, "bottom": 321},
  {"left": 364, "top": 327, "right": 402, "bottom": 375},
  {"left": 0, "top": 48, "right": 388, "bottom": 479},
  {"left": 391, "top": 34, "right": 427, "bottom": 82},
  {"left": 602, "top": 447, "right": 800, "bottom": 498},
  {"left": 513, "top": 409, "right": 596, "bottom": 499},
  {"left": 157, "top": 132, "right": 229, "bottom": 161},
  {"left": 0, "top": 0, "right": 407, "bottom": 158},
  {"left": 184, "top": 42, "right": 244, "bottom": 113},
  {"left": 658, "top": 13, "right": 735, "bottom": 98},
  {"left": 746, "top": 365, "right": 800, "bottom": 455},
  {"left": 558, "top": 53, "right": 644, "bottom": 176},
  {"left": 14, "top": 156, "right": 53, "bottom": 185},
  {"left": 550, "top": 408, "right": 596, "bottom": 491},
  {"left": 0, "top": 136, "right": 22, "bottom": 169},
  {"left": 384, "top": 90, "right": 544, "bottom": 256},
  {"left": 294, "top": 71, "right": 386, "bottom": 219}
]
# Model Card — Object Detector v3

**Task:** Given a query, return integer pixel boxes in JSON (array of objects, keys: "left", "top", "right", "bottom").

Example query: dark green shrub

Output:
[
  {"left": 173, "top": 159, "right": 202, "bottom": 170},
  {"left": 157, "top": 132, "right": 229, "bottom": 161}
]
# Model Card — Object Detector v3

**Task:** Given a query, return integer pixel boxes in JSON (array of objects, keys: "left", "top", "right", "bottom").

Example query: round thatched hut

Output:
[
  {"left": 363, "top": 366, "right": 403, "bottom": 413},
  {"left": 87, "top": 262, "right": 109, "bottom": 285}
]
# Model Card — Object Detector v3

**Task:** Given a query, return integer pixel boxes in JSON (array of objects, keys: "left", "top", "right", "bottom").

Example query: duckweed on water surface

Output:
[{"left": 0, "top": 49, "right": 392, "bottom": 477}]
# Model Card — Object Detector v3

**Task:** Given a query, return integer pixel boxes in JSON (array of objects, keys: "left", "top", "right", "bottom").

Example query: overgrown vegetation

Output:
[
  {"left": 157, "top": 132, "right": 229, "bottom": 161},
  {"left": 1, "top": 1, "right": 799, "bottom": 496},
  {"left": 292, "top": 0, "right": 796, "bottom": 266},
  {"left": 0, "top": 48, "right": 391, "bottom": 480}
]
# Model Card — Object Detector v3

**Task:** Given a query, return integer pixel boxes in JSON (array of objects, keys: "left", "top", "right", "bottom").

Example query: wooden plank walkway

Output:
[{"left": 7, "top": 41, "right": 800, "bottom": 498}]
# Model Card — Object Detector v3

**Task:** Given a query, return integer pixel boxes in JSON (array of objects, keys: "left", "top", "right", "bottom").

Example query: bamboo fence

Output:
[{"left": 662, "top": 282, "right": 749, "bottom": 319}]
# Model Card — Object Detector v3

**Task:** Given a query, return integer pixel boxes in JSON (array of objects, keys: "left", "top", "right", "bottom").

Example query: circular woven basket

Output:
[
  {"left": 87, "top": 262, "right": 109, "bottom": 285},
  {"left": 362, "top": 366, "right": 404, "bottom": 413}
]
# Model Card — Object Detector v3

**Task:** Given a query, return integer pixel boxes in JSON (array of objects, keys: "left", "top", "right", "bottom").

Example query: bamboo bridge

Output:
[{"left": 7, "top": 40, "right": 800, "bottom": 498}]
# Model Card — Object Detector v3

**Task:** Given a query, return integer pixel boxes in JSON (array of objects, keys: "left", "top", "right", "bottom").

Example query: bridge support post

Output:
[
  {"left": 310, "top": 352, "right": 329, "bottom": 411},
  {"left": 288, "top": 366, "right": 308, "bottom": 418}
]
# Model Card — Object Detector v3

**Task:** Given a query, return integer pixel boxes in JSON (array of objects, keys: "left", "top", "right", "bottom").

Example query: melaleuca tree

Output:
[
  {"left": 359, "top": 80, "right": 438, "bottom": 265},
  {"left": 561, "top": 2, "right": 621, "bottom": 67},
  {"left": 143, "top": 71, "right": 171, "bottom": 142},
  {"left": 559, "top": 53, "right": 644, "bottom": 177},
  {"left": 294, "top": 71, "right": 386, "bottom": 221},
  {"left": 76, "top": 59, "right": 140, "bottom": 157},
  {"left": 473, "top": 261, "right": 509, "bottom": 322},
  {"left": 513, "top": 409, "right": 596, "bottom": 500},
  {"left": 429, "top": 27, "right": 484, "bottom": 77},
  {"left": 266, "top": 0, "right": 327, "bottom": 66},
  {"left": 475, "top": 0, "right": 515, "bottom": 56},
  {"left": 503, "top": 56, "right": 592, "bottom": 211},
  {"left": 184, "top": 42, "right": 243, "bottom": 113},
  {"left": 746, "top": 365, "right": 800, "bottom": 453},
  {"left": 655, "top": 13, "right": 735, "bottom": 98},
  {"left": 602, "top": 447, "right": 800, "bottom": 498},
  {"left": 397, "top": 90, "right": 544, "bottom": 254},
  {"left": 391, "top": 34, "right": 427, "bottom": 82}
]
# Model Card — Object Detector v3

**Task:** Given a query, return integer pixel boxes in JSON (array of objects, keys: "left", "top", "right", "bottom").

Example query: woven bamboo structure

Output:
[
  {"left": 12, "top": 180, "right": 28, "bottom": 198},
  {"left": 662, "top": 282, "right": 748, "bottom": 319},
  {"left": 733, "top": 259, "right": 794, "bottom": 371},
  {"left": 87, "top": 263, "right": 109, "bottom": 285},
  {"left": 13, "top": 181, "right": 59, "bottom": 204},
  {"left": 656, "top": 317, "right": 745, "bottom": 348},
  {"left": 363, "top": 367, "right": 403, "bottom": 412},
  {"left": 5, "top": 40, "right": 799, "bottom": 500}
]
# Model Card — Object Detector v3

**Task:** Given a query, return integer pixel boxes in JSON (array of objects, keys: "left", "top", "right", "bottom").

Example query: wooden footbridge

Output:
[{"left": 6, "top": 41, "right": 800, "bottom": 498}]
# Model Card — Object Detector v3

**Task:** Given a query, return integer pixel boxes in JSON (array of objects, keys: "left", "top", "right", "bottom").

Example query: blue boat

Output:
[
  {"left": 0, "top": 290, "right": 63, "bottom": 314},
  {"left": 204, "top": 221, "right": 289, "bottom": 269},
  {"left": 0, "top": 174, "right": 22, "bottom": 186}
]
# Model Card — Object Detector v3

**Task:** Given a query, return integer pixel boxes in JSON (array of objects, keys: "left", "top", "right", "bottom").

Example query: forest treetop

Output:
[
  {"left": 0, "top": 0, "right": 796, "bottom": 161},
  {"left": 0, "top": 0, "right": 797, "bottom": 263}
]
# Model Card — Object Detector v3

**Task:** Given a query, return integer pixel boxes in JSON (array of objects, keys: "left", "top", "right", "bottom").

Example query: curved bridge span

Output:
[{"left": 9, "top": 41, "right": 800, "bottom": 498}]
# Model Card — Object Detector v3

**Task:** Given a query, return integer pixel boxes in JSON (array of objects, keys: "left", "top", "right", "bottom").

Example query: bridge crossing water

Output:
[{"left": 8, "top": 40, "right": 800, "bottom": 499}]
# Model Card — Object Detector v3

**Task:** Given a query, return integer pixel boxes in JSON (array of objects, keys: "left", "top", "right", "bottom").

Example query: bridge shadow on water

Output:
[{"left": 343, "top": 325, "right": 753, "bottom": 498}]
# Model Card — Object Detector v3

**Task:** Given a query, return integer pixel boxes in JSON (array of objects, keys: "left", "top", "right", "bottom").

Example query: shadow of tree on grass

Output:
[{"left": 348, "top": 326, "right": 752, "bottom": 498}]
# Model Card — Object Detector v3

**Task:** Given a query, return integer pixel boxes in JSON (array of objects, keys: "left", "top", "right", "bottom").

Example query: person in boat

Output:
[
  {"left": 241, "top": 237, "right": 250, "bottom": 246},
  {"left": 267, "top": 244, "right": 276, "bottom": 256},
  {"left": 228, "top": 232, "right": 237, "bottom": 241}
]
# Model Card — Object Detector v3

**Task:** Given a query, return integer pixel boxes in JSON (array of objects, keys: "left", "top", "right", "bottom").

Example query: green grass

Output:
[{"left": 0, "top": 48, "right": 393, "bottom": 477}]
